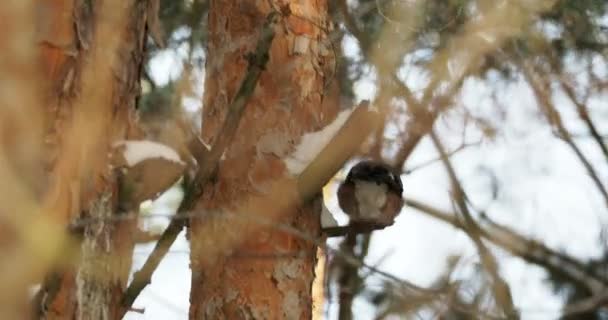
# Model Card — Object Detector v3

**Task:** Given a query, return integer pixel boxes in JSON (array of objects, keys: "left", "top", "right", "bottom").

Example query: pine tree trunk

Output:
[
  {"left": 34, "top": 1, "right": 148, "bottom": 319},
  {"left": 189, "top": 1, "right": 335, "bottom": 318}
]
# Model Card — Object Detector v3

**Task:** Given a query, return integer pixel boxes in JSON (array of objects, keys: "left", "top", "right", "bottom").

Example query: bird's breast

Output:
[{"left": 354, "top": 181, "right": 387, "bottom": 219}]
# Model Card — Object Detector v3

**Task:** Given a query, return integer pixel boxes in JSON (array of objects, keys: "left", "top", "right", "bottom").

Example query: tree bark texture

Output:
[
  {"left": 189, "top": 1, "right": 336, "bottom": 319},
  {"left": 34, "top": 1, "right": 148, "bottom": 319}
]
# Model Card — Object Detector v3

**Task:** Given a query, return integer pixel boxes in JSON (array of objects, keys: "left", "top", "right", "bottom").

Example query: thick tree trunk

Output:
[
  {"left": 34, "top": 1, "right": 148, "bottom": 319},
  {"left": 189, "top": 1, "right": 335, "bottom": 319}
]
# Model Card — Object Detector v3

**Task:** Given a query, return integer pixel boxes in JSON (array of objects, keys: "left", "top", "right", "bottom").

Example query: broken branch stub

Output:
[
  {"left": 111, "top": 140, "right": 185, "bottom": 209},
  {"left": 297, "top": 101, "right": 382, "bottom": 202}
]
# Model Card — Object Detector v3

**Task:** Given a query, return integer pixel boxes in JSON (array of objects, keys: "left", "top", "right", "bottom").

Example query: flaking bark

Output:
[
  {"left": 35, "top": 1, "right": 149, "bottom": 319},
  {"left": 189, "top": 1, "right": 336, "bottom": 319}
]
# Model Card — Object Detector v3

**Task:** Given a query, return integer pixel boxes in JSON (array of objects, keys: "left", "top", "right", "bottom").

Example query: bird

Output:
[{"left": 337, "top": 160, "right": 404, "bottom": 228}]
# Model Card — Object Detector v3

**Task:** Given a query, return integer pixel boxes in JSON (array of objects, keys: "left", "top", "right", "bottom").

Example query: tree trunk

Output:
[
  {"left": 189, "top": 1, "right": 335, "bottom": 318},
  {"left": 34, "top": 1, "right": 148, "bottom": 319}
]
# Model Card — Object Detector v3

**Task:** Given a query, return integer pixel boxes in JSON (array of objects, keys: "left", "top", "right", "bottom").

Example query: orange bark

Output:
[
  {"left": 190, "top": 0, "right": 336, "bottom": 318},
  {"left": 34, "top": 1, "right": 148, "bottom": 319},
  {"left": 38, "top": 0, "right": 75, "bottom": 81}
]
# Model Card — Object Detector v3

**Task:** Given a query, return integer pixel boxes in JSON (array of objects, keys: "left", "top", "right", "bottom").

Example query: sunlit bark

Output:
[
  {"left": 189, "top": 1, "right": 336, "bottom": 318},
  {"left": 34, "top": 1, "right": 148, "bottom": 318}
]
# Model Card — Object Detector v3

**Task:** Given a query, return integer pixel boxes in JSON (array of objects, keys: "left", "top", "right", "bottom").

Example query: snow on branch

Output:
[
  {"left": 112, "top": 140, "right": 186, "bottom": 207},
  {"left": 285, "top": 109, "right": 354, "bottom": 175},
  {"left": 295, "top": 101, "right": 381, "bottom": 202},
  {"left": 113, "top": 140, "right": 184, "bottom": 167}
]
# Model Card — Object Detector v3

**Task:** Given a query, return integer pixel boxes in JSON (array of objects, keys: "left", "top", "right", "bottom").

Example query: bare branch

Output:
[
  {"left": 430, "top": 130, "right": 518, "bottom": 319},
  {"left": 561, "top": 292, "right": 608, "bottom": 318},
  {"left": 558, "top": 77, "right": 608, "bottom": 163},
  {"left": 298, "top": 102, "right": 382, "bottom": 202},
  {"left": 405, "top": 198, "right": 608, "bottom": 294},
  {"left": 404, "top": 139, "right": 481, "bottom": 174},
  {"left": 519, "top": 58, "right": 608, "bottom": 209}
]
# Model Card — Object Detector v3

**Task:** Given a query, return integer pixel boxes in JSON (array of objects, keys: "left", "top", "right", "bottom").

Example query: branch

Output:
[
  {"left": 430, "top": 130, "right": 518, "bottom": 319},
  {"left": 519, "top": 58, "right": 608, "bottom": 209},
  {"left": 322, "top": 223, "right": 385, "bottom": 238},
  {"left": 542, "top": 43, "right": 608, "bottom": 164},
  {"left": 403, "top": 139, "right": 481, "bottom": 174},
  {"left": 337, "top": 232, "right": 370, "bottom": 320},
  {"left": 337, "top": 0, "right": 369, "bottom": 48},
  {"left": 298, "top": 101, "right": 382, "bottom": 201},
  {"left": 297, "top": 101, "right": 382, "bottom": 320},
  {"left": 134, "top": 229, "right": 163, "bottom": 243},
  {"left": 336, "top": 0, "right": 450, "bottom": 169},
  {"left": 405, "top": 198, "right": 608, "bottom": 295},
  {"left": 392, "top": 76, "right": 462, "bottom": 170},
  {"left": 118, "top": 11, "right": 279, "bottom": 316},
  {"left": 561, "top": 292, "right": 608, "bottom": 318},
  {"left": 558, "top": 77, "right": 608, "bottom": 163}
]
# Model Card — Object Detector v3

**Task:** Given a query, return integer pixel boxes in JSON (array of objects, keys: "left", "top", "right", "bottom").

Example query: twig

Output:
[
  {"left": 430, "top": 130, "right": 518, "bottom": 319},
  {"left": 559, "top": 77, "right": 608, "bottom": 163},
  {"left": 561, "top": 291, "right": 608, "bottom": 318},
  {"left": 46, "top": 201, "right": 506, "bottom": 319},
  {"left": 134, "top": 229, "right": 163, "bottom": 243},
  {"left": 542, "top": 43, "right": 608, "bottom": 164},
  {"left": 118, "top": 11, "right": 280, "bottom": 316},
  {"left": 322, "top": 222, "right": 389, "bottom": 238},
  {"left": 128, "top": 307, "right": 145, "bottom": 314},
  {"left": 336, "top": 0, "right": 442, "bottom": 170},
  {"left": 519, "top": 58, "right": 608, "bottom": 210},
  {"left": 392, "top": 75, "right": 462, "bottom": 170},
  {"left": 337, "top": 232, "right": 358, "bottom": 320},
  {"left": 405, "top": 198, "right": 608, "bottom": 294},
  {"left": 403, "top": 139, "right": 481, "bottom": 174},
  {"left": 337, "top": 0, "right": 368, "bottom": 48}
]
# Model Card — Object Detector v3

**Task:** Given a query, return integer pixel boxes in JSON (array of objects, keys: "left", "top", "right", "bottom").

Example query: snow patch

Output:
[
  {"left": 284, "top": 109, "right": 353, "bottom": 175},
  {"left": 114, "top": 140, "right": 184, "bottom": 167}
]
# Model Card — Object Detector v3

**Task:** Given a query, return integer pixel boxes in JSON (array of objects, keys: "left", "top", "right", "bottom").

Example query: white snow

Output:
[
  {"left": 284, "top": 109, "right": 353, "bottom": 175},
  {"left": 321, "top": 201, "right": 338, "bottom": 228},
  {"left": 114, "top": 140, "right": 184, "bottom": 167}
]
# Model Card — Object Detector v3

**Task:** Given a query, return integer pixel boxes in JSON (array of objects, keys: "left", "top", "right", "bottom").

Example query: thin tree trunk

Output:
[
  {"left": 34, "top": 1, "right": 148, "bottom": 318},
  {"left": 189, "top": 1, "right": 336, "bottom": 318}
]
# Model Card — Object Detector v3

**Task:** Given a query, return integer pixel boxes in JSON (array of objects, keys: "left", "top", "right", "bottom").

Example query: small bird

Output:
[{"left": 337, "top": 160, "right": 404, "bottom": 228}]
